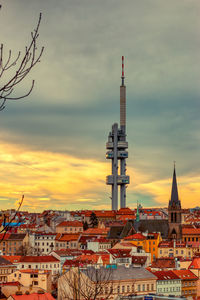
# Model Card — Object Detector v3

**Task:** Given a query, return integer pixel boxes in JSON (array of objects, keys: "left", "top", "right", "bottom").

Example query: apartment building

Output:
[
  {"left": 158, "top": 241, "right": 194, "bottom": 259},
  {"left": 56, "top": 221, "right": 83, "bottom": 234},
  {"left": 0, "top": 256, "right": 16, "bottom": 283},
  {"left": 0, "top": 233, "right": 28, "bottom": 256},
  {"left": 33, "top": 232, "right": 56, "bottom": 255},
  {"left": 172, "top": 269, "right": 198, "bottom": 299},
  {"left": 58, "top": 266, "right": 157, "bottom": 299},
  {"left": 18, "top": 256, "right": 60, "bottom": 276},
  {"left": 151, "top": 270, "right": 181, "bottom": 296},
  {"left": 8, "top": 269, "right": 52, "bottom": 292}
]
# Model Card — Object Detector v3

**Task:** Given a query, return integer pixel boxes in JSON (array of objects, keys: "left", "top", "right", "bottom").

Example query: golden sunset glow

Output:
[{"left": 0, "top": 140, "right": 199, "bottom": 211}]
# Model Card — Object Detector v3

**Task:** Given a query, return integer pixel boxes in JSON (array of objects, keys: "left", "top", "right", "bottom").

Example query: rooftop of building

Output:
[
  {"left": 172, "top": 269, "right": 198, "bottom": 280},
  {"left": 81, "top": 266, "right": 157, "bottom": 281},
  {"left": 2, "top": 256, "right": 21, "bottom": 264},
  {"left": 19, "top": 256, "right": 59, "bottom": 263},
  {"left": 150, "top": 270, "right": 180, "bottom": 281},
  {"left": 56, "top": 220, "right": 83, "bottom": 227}
]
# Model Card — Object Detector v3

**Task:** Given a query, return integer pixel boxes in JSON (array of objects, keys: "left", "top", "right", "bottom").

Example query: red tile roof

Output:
[
  {"left": 55, "top": 233, "right": 80, "bottom": 241},
  {"left": 71, "top": 253, "right": 110, "bottom": 266},
  {"left": 88, "top": 237, "right": 110, "bottom": 243},
  {"left": 75, "top": 254, "right": 99, "bottom": 264},
  {"left": 0, "top": 233, "right": 10, "bottom": 240},
  {"left": 83, "top": 211, "right": 116, "bottom": 218},
  {"left": 2, "top": 256, "right": 21, "bottom": 264},
  {"left": 63, "top": 259, "right": 80, "bottom": 268},
  {"left": 52, "top": 249, "right": 82, "bottom": 257},
  {"left": 172, "top": 270, "right": 198, "bottom": 280},
  {"left": 78, "top": 235, "right": 97, "bottom": 243},
  {"left": 189, "top": 257, "right": 200, "bottom": 269},
  {"left": 150, "top": 258, "right": 175, "bottom": 269},
  {"left": 124, "top": 233, "right": 146, "bottom": 240},
  {"left": 0, "top": 281, "right": 20, "bottom": 286},
  {"left": 150, "top": 270, "right": 180, "bottom": 280},
  {"left": 108, "top": 249, "right": 131, "bottom": 258},
  {"left": 118, "top": 215, "right": 136, "bottom": 221},
  {"left": 81, "top": 250, "right": 95, "bottom": 255},
  {"left": 83, "top": 228, "right": 109, "bottom": 235},
  {"left": 158, "top": 241, "right": 186, "bottom": 248},
  {"left": 119, "top": 242, "right": 138, "bottom": 248},
  {"left": 19, "top": 256, "right": 59, "bottom": 263},
  {"left": 182, "top": 227, "right": 200, "bottom": 235},
  {"left": 57, "top": 221, "right": 83, "bottom": 227},
  {"left": 116, "top": 207, "right": 135, "bottom": 215}
]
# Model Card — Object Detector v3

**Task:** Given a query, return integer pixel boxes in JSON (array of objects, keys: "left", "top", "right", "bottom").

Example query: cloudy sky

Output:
[{"left": 0, "top": 0, "right": 199, "bottom": 212}]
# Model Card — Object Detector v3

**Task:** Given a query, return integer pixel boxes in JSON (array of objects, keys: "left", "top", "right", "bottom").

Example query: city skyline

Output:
[{"left": 0, "top": 0, "right": 199, "bottom": 212}]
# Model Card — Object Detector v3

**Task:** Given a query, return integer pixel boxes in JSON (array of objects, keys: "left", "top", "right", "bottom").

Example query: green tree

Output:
[
  {"left": 83, "top": 221, "right": 89, "bottom": 231},
  {"left": 89, "top": 212, "right": 98, "bottom": 228}
]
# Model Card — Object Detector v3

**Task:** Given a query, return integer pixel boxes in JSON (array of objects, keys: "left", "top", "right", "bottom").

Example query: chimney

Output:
[
  {"left": 16, "top": 291, "right": 23, "bottom": 295},
  {"left": 37, "top": 290, "right": 45, "bottom": 294}
]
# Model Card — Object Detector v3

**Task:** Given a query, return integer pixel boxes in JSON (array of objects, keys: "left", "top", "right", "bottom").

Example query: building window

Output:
[
  {"left": 122, "top": 286, "right": 125, "bottom": 293},
  {"left": 142, "top": 284, "right": 145, "bottom": 291},
  {"left": 138, "top": 285, "right": 140, "bottom": 292},
  {"left": 117, "top": 286, "right": 120, "bottom": 293},
  {"left": 127, "top": 285, "right": 130, "bottom": 292},
  {"left": 147, "top": 284, "right": 149, "bottom": 291},
  {"left": 151, "top": 284, "right": 154, "bottom": 291}
]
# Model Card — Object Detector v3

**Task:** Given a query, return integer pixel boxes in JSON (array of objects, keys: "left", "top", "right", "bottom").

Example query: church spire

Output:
[
  {"left": 136, "top": 201, "right": 140, "bottom": 222},
  {"left": 169, "top": 163, "right": 181, "bottom": 207}
]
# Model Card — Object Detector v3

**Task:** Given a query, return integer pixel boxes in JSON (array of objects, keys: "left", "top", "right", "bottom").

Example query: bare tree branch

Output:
[
  {"left": 58, "top": 265, "right": 114, "bottom": 300},
  {"left": 0, "top": 13, "right": 44, "bottom": 111},
  {"left": 0, "top": 195, "right": 24, "bottom": 243}
]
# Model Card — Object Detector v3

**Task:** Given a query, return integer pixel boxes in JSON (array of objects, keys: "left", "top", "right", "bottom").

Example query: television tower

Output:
[{"left": 106, "top": 56, "right": 130, "bottom": 210}]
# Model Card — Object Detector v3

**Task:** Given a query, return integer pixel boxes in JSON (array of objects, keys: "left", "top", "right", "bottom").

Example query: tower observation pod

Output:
[{"left": 106, "top": 56, "right": 130, "bottom": 210}]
